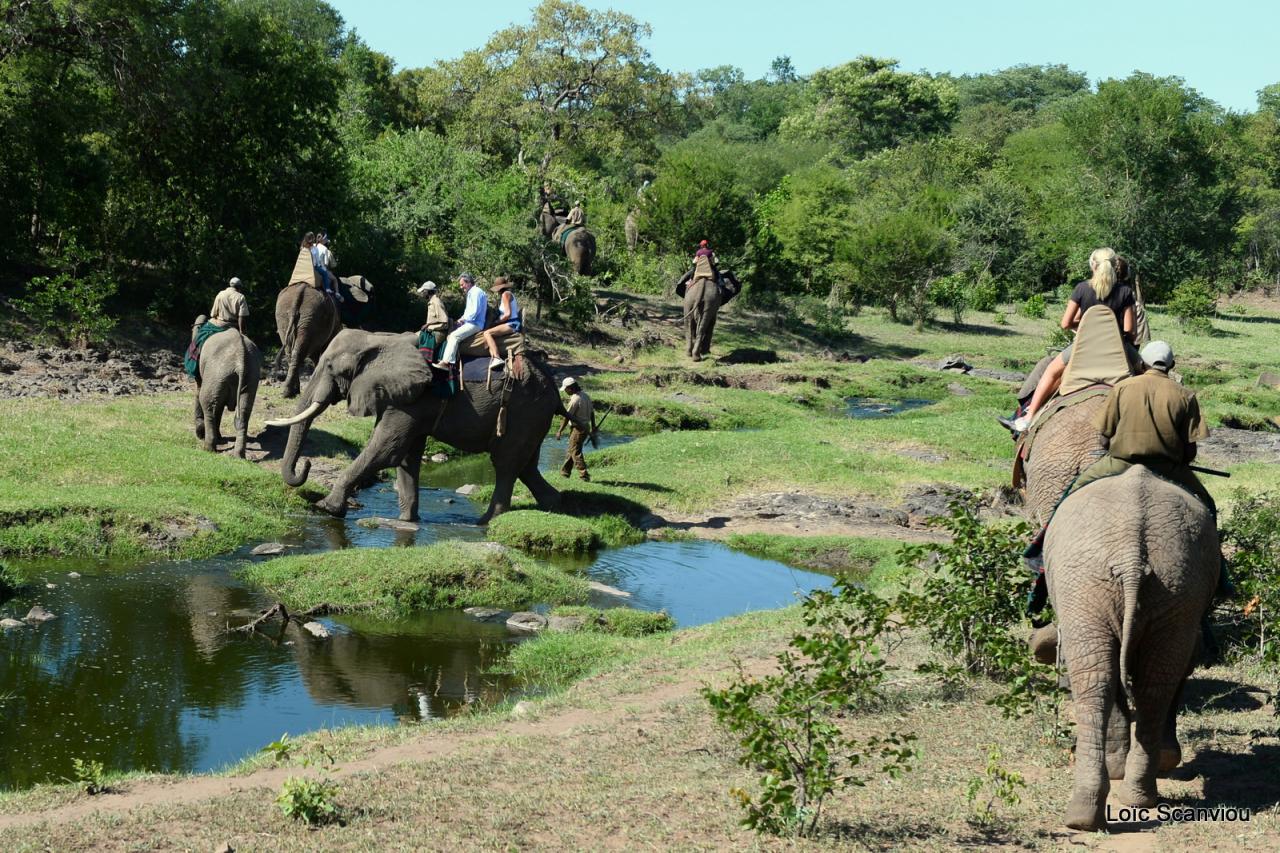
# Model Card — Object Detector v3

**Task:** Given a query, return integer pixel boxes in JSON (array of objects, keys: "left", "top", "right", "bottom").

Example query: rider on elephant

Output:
[
  {"left": 1003, "top": 248, "right": 1138, "bottom": 433},
  {"left": 541, "top": 183, "right": 568, "bottom": 219},
  {"left": 567, "top": 200, "right": 585, "bottom": 227},
  {"left": 416, "top": 280, "right": 450, "bottom": 350},
  {"left": 691, "top": 239, "right": 718, "bottom": 284},
  {"left": 311, "top": 232, "right": 343, "bottom": 303},
  {"left": 432, "top": 273, "right": 488, "bottom": 371},
  {"left": 186, "top": 276, "right": 248, "bottom": 377},
  {"left": 556, "top": 376, "right": 593, "bottom": 482},
  {"left": 483, "top": 276, "right": 522, "bottom": 369}
]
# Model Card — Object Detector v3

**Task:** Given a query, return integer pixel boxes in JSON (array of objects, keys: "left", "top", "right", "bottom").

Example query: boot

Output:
[{"left": 1030, "top": 624, "right": 1058, "bottom": 665}]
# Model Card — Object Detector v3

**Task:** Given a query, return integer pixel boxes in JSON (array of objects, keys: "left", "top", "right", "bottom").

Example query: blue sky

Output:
[{"left": 327, "top": 0, "right": 1276, "bottom": 113}]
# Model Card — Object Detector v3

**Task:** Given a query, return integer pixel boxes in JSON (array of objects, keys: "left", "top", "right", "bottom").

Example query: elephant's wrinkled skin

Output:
[
  {"left": 273, "top": 276, "right": 372, "bottom": 399},
  {"left": 273, "top": 329, "right": 561, "bottom": 523},
  {"left": 1044, "top": 467, "right": 1218, "bottom": 831},
  {"left": 538, "top": 208, "right": 596, "bottom": 276},
  {"left": 1022, "top": 395, "right": 1107, "bottom": 525},
  {"left": 683, "top": 278, "right": 721, "bottom": 361},
  {"left": 193, "top": 330, "right": 261, "bottom": 458}
]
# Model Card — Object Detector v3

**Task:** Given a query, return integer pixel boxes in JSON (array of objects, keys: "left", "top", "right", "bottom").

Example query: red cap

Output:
[{"left": 699, "top": 239, "right": 708, "bottom": 247}]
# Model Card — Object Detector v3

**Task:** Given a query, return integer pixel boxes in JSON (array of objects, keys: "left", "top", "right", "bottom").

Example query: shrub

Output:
[
  {"left": 1220, "top": 490, "right": 1280, "bottom": 664},
  {"left": 486, "top": 510, "right": 596, "bottom": 553},
  {"left": 704, "top": 581, "right": 916, "bottom": 837},
  {"left": 1168, "top": 277, "right": 1218, "bottom": 332},
  {"left": 929, "top": 273, "right": 969, "bottom": 325},
  {"left": 69, "top": 757, "right": 108, "bottom": 795},
  {"left": 1019, "top": 293, "right": 1047, "bottom": 319},
  {"left": 14, "top": 243, "right": 117, "bottom": 348},
  {"left": 277, "top": 776, "right": 340, "bottom": 825},
  {"left": 965, "top": 746, "right": 1026, "bottom": 826},
  {"left": 967, "top": 271, "right": 1001, "bottom": 312}
]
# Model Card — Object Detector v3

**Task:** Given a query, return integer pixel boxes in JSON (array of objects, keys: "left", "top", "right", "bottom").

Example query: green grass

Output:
[
  {"left": 486, "top": 510, "right": 596, "bottom": 553},
  {"left": 725, "top": 533, "right": 903, "bottom": 583},
  {"left": 548, "top": 605, "right": 676, "bottom": 636},
  {"left": 238, "top": 541, "right": 591, "bottom": 615}
]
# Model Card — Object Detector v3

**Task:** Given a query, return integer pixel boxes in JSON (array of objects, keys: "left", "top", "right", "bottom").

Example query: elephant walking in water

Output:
[
  {"left": 193, "top": 330, "right": 261, "bottom": 458},
  {"left": 266, "top": 329, "right": 561, "bottom": 523},
  {"left": 1021, "top": 395, "right": 1219, "bottom": 830},
  {"left": 274, "top": 275, "right": 373, "bottom": 399}
]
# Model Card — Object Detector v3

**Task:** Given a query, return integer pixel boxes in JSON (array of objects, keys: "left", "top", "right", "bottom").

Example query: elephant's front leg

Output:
[
  {"left": 317, "top": 409, "right": 415, "bottom": 517},
  {"left": 481, "top": 468, "right": 519, "bottom": 525},
  {"left": 193, "top": 393, "right": 206, "bottom": 442},
  {"left": 1063, "top": 634, "right": 1119, "bottom": 831},
  {"left": 395, "top": 434, "right": 428, "bottom": 521}
]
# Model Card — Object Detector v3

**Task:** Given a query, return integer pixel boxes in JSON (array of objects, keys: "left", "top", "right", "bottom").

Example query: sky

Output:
[{"left": 326, "top": 0, "right": 1279, "bottom": 113}]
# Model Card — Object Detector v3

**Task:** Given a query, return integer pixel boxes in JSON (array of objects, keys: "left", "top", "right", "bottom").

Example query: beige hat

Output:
[
  {"left": 492, "top": 276, "right": 513, "bottom": 293},
  {"left": 1140, "top": 340, "right": 1175, "bottom": 370},
  {"left": 416, "top": 280, "right": 437, "bottom": 295},
  {"left": 229, "top": 277, "right": 243, "bottom": 289},
  {"left": 560, "top": 376, "right": 578, "bottom": 391}
]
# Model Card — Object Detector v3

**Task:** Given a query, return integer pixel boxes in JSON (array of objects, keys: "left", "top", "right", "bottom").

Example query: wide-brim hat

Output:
[{"left": 492, "top": 276, "right": 513, "bottom": 292}]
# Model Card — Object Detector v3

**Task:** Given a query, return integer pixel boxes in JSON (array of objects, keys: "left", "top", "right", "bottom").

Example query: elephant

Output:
[
  {"left": 193, "top": 329, "right": 261, "bottom": 458},
  {"left": 1043, "top": 465, "right": 1218, "bottom": 831},
  {"left": 273, "top": 275, "right": 374, "bottom": 399},
  {"left": 1021, "top": 395, "right": 1108, "bottom": 525},
  {"left": 538, "top": 205, "right": 596, "bottom": 276},
  {"left": 683, "top": 278, "right": 721, "bottom": 361},
  {"left": 265, "top": 329, "right": 562, "bottom": 523}
]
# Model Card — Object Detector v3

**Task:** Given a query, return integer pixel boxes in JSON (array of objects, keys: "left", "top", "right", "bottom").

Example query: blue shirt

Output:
[{"left": 460, "top": 286, "right": 488, "bottom": 326}]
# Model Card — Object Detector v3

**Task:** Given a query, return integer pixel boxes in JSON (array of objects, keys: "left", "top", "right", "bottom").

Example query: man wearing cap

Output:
[
  {"left": 1065, "top": 340, "right": 1214, "bottom": 512},
  {"left": 417, "top": 281, "right": 450, "bottom": 350},
  {"left": 567, "top": 200, "right": 585, "bottom": 228},
  {"left": 555, "top": 377, "right": 593, "bottom": 482},
  {"left": 433, "top": 273, "right": 488, "bottom": 370},
  {"left": 209, "top": 276, "right": 249, "bottom": 333}
]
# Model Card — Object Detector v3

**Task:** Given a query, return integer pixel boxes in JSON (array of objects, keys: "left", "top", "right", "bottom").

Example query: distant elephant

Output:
[
  {"left": 193, "top": 330, "right": 261, "bottom": 458},
  {"left": 538, "top": 205, "right": 596, "bottom": 276},
  {"left": 273, "top": 275, "right": 374, "bottom": 399},
  {"left": 683, "top": 278, "right": 720, "bottom": 361},
  {"left": 624, "top": 210, "right": 638, "bottom": 252},
  {"left": 265, "top": 329, "right": 561, "bottom": 523},
  {"left": 1044, "top": 466, "right": 1218, "bottom": 831}
]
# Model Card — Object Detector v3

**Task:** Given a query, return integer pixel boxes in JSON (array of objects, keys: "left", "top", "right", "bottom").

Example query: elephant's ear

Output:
[{"left": 348, "top": 333, "right": 430, "bottom": 417}]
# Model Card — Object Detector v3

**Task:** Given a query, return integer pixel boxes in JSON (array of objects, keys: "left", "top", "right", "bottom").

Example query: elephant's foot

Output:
[
  {"left": 1064, "top": 791, "right": 1106, "bottom": 832},
  {"left": 1030, "top": 623, "right": 1058, "bottom": 665},
  {"left": 314, "top": 493, "right": 349, "bottom": 518},
  {"left": 1158, "top": 742, "right": 1182, "bottom": 774},
  {"left": 398, "top": 510, "right": 419, "bottom": 523},
  {"left": 1116, "top": 779, "right": 1158, "bottom": 809}
]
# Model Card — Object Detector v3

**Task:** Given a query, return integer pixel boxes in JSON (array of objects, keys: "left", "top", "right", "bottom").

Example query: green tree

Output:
[{"left": 780, "top": 56, "right": 956, "bottom": 159}]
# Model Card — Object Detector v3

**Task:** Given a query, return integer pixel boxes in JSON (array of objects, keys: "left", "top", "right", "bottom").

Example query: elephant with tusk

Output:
[{"left": 266, "top": 329, "right": 562, "bottom": 523}]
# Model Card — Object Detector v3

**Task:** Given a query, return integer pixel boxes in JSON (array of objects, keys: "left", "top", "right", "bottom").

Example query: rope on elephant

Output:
[{"left": 184, "top": 322, "right": 234, "bottom": 378}]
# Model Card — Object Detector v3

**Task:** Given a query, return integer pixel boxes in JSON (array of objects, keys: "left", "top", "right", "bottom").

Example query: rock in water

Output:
[
  {"left": 250, "top": 542, "right": 286, "bottom": 556},
  {"left": 24, "top": 605, "right": 56, "bottom": 623},
  {"left": 464, "top": 607, "right": 510, "bottom": 623},
  {"left": 547, "top": 614, "right": 590, "bottom": 633},
  {"left": 587, "top": 581, "right": 632, "bottom": 598},
  {"left": 301, "top": 621, "right": 330, "bottom": 639},
  {"left": 0, "top": 618, "right": 25, "bottom": 631},
  {"left": 506, "top": 611, "right": 548, "bottom": 633},
  {"left": 358, "top": 517, "right": 419, "bottom": 532},
  {"left": 456, "top": 484, "right": 479, "bottom": 496},
  {"left": 68, "top": 572, "right": 82, "bottom": 579}
]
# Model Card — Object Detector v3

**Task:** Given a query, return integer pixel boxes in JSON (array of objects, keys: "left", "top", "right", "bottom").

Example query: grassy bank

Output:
[
  {"left": 238, "top": 541, "right": 590, "bottom": 614},
  {"left": 0, "top": 386, "right": 371, "bottom": 562},
  {"left": 725, "top": 533, "right": 903, "bottom": 581}
]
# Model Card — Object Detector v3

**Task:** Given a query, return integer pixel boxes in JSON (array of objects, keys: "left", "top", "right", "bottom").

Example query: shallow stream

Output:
[{"left": 0, "top": 439, "right": 832, "bottom": 790}]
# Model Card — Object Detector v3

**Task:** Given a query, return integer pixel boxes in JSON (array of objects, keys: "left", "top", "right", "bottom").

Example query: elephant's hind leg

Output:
[
  {"left": 395, "top": 434, "right": 427, "bottom": 521},
  {"left": 1063, "top": 634, "right": 1119, "bottom": 831},
  {"left": 518, "top": 458, "right": 562, "bottom": 512},
  {"left": 1118, "top": 630, "right": 1197, "bottom": 807}
]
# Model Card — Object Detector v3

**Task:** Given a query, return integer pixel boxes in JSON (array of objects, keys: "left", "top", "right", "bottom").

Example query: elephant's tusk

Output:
[{"left": 264, "top": 401, "right": 323, "bottom": 428}]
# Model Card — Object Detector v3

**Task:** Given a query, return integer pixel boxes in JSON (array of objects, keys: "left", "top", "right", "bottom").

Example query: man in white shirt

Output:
[{"left": 433, "top": 273, "right": 488, "bottom": 369}]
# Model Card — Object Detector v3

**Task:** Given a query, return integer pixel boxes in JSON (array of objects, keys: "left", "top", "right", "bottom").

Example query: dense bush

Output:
[
  {"left": 1167, "top": 277, "right": 1219, "bottom": 332},
  {"left": 1019, "top": 293, "right": 1047, "bottom": 319},
  {"left": 1221, "top": 491, "right": 1280, "bottom": 664}
]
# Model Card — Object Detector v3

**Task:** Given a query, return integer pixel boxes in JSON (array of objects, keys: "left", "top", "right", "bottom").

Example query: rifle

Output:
[
  {"left": 1190, "top": 464, "right": 1230, "bottom": 478},
  {"left": 589, "top": 405, "right": 612, "bottom": 449}
]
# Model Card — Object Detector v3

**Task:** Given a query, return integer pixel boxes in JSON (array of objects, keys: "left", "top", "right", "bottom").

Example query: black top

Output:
[{"left": 1070, "top": 280, "right": 1135, "bottom": 334}]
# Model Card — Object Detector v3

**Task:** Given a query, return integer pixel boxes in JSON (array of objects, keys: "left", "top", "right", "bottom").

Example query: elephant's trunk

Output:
[{"left": 278, "top": 399, "right": 327, "bottom": 487}]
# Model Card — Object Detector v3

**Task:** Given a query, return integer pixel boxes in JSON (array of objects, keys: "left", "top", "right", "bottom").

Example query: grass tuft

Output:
[
  {"left": 487, "top": 510, "right": 596, "bottom": 553},
  {"left": 549, "top": 605, "right": 676, "bottom": 636}
]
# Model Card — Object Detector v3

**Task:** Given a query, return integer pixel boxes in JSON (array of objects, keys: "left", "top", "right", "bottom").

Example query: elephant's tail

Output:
[{"left": 1118, "top": 568, "right": 1142, "bottom": 708}]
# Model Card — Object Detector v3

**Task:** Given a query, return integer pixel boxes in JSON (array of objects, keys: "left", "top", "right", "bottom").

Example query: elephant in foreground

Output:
[
  {"left": 273, "top": 275, "right": 374, "bottom": 399},
  {"left": 538, "top": 206, "right": 596, "bottom": 276},
  {"left": 265, "top": 329, "right": 561, "bottom": 523},
  {"left": 193, "top": 330, "right": 261, "bottom": 458},
  {"left": 1044, "top": 466, "right": 1218, "bottom": 830}
]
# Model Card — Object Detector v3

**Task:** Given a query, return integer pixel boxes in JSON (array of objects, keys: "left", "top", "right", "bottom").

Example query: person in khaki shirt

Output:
[
  {"left": 209, "top": 277, "right": 249, "bottom": 333},
  {"left": 555, "top": 377, "right": 593, "bottom": 482},
  {"left": 416, "top": 281, "right": 450, "bottom": 349},
  {"left": 1070, "top": 340, "right": 1214, "bottom": 513}
]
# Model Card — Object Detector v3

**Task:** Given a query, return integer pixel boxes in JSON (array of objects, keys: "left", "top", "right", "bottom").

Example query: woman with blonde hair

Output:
[{"left": 1001, "top": 248, "right": 1139, "bottom": 433}]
